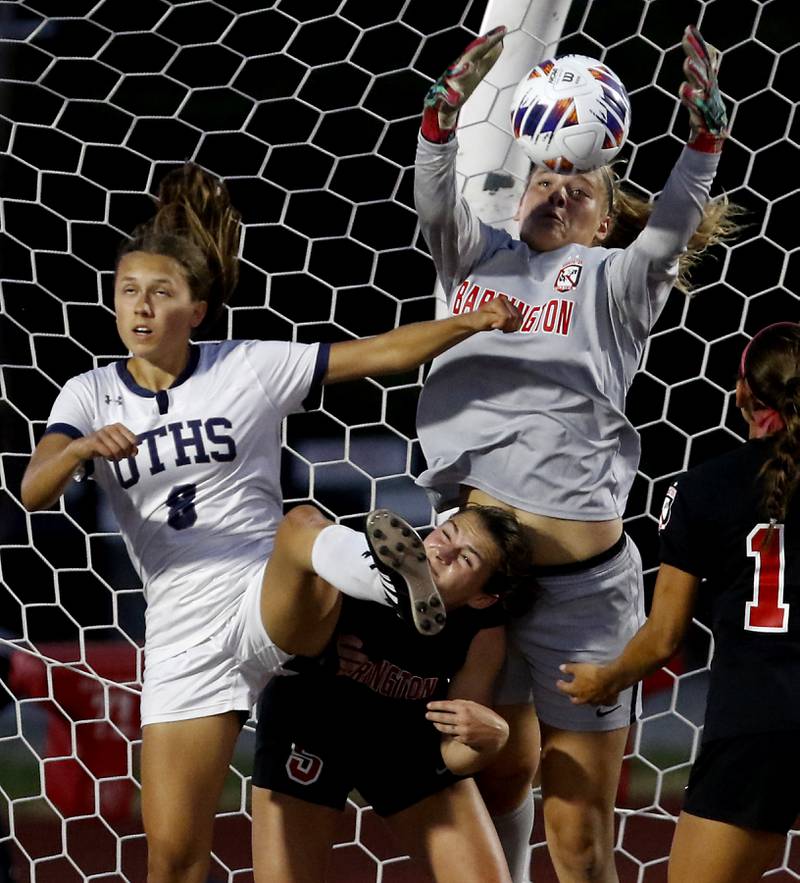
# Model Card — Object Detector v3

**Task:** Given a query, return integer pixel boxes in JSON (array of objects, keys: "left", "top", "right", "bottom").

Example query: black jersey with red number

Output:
[{"left": 659, "top": 437, "right": 800, "bottom": 742}]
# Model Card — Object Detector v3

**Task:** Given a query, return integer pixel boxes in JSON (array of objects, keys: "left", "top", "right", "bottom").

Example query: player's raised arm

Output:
[
  {"left": 605, "top": 25, "right": 738, "bottom": 340},
  {"left": 323, "top": 295, "right": 521, "bottom": 384},
  {"left": 21, "top": 425, "right": 139, "bottom": 512},
  {"left": 556, "top": 564, "right": 699, "bottom": 707},
  {"left": 414, "top": 28, "right": 507, "bottom": 295}
]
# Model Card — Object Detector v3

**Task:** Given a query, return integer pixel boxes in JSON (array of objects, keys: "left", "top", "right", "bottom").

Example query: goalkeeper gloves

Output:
[
  {"left": 421, "top": 26, "right": 506, "bottom": 144},
  {"left": 680, "top": 25, "right": 728, "bottom": 153}
]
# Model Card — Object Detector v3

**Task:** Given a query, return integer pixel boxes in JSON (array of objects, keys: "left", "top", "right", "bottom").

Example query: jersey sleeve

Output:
[
  {"left": 658, "top": 476, "right": 709, "bottom": 578},
  {"left": 605, "top": 146, "right": 721, "bottom": 345},
  {"left": 242, "top": 339, "right": 328, "bottom": 415},
  {"left": 414, "top": 133, "right": 511, "bottom": 297},
  {"left": 44, "top": 375, "right": 95, "bottom": 440}
]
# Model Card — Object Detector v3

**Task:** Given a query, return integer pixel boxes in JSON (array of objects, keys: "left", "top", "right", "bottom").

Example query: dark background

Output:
[
  {"left": 1, "top": 0, "right": 798, "bottom": 647},
  {"left": 0, "top": 1, "right": 798, "bottom": 880}
]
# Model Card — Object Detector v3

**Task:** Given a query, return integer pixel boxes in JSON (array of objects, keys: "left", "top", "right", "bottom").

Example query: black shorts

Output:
[
  {"left": 252, "top": 675, "right": 461, "bottom": 818},
  {"left": 684, "top": 731, "right": 800, "bottom": 834}
]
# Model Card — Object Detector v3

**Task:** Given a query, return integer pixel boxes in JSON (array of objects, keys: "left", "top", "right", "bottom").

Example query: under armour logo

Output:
[{"left": 104, "top": 394, "right": 123, "bottom": 405}]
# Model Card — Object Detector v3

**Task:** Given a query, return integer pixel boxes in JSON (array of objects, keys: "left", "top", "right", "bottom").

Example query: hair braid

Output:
[
  {"left": 744, "top": 325, "right": 800, "bottom": 525},
  {"left": 760, "top": 378, "right": 800, "bottom": 525}
]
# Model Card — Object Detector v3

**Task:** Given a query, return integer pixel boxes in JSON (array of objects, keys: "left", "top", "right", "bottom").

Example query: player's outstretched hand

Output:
[
  {"left": 426, "top": 698, "right": 509, "bottom": 752},
  {"left": 680, "top": 25, "right": 728, "bottom": 153},
  {"left": 421, "top": 26, "right": 506, "bottom": 144},
  {"left": 556, "top": 661, "right": 619, "bottom": 706},
  {"left": 70, "top": 423, "right": 139, "bottom": 462},
  {"left": 473, "top": 295, "right": 522, "bottom": 333}
]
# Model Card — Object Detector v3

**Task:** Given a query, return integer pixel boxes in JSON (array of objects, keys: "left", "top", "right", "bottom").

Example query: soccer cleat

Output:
[{"left": 364, "top": 509, "right": 447, "bottom": 636}]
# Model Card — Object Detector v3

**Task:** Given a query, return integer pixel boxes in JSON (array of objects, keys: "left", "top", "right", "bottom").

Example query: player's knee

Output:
[
  {"left": 282, "top": 504, "right": 330, "bottom": 535},
  {"left": 478, "top": 734, "right": 539, "bottom": 815},
  {"left": 544, "top": 806, "right": 612, "bottom": 881},
  {"left": 478, "top": 760, "right": 537, "bottom": 815},
  {"left": 146, "top": 836, "right": 206, "bottom": 883}
]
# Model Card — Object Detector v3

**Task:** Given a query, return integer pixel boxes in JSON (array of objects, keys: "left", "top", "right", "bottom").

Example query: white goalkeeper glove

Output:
[
  {"left": 680, "top": 25, "right": 728, "bottom": 153},
  {"left": 421, "top": 26, "right": 506, "bottom": 144}
]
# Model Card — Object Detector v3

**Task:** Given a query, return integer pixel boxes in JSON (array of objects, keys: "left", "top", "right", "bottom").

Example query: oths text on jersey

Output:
[{"left": 112, "top": 417, "right": 236, "bottom": 489}]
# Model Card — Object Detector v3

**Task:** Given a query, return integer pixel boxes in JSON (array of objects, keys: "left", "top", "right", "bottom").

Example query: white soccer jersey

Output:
[
  {"left": 414, "top": 135, "right": 720, "bottom": 519},
  {"left": 45, "top": 339, "right": 328, "bottom": 657}
]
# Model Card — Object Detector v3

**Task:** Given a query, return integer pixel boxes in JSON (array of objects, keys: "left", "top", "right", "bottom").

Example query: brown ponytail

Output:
[
  {"left": 742, "top": 324, "right": 800, "bottom": 525},
  {"left": 117, "top": 163, "right": 241, "bottom": 330}
]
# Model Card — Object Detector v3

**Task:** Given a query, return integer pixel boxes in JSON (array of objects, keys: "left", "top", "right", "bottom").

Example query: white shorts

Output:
[
  {"left": 140, "top": 568, "right": 292, "bottom": 727},
  {"left": 495, "top": 535, "right": 645, "bottom": 732}
]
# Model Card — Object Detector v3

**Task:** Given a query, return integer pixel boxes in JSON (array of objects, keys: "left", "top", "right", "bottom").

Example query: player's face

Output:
[
  {"left": 114, "top": 251, "right": 207, "bottom": 365},
  {"left": 516, "top": 167, "right": 611, "bottom": 252},
  {"left": 424, "top": 511, "right": 502, "bottom": 610}
]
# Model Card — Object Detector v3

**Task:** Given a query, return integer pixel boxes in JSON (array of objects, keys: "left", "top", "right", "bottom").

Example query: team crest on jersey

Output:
[
  {"left": 554, "top": 258, "right": 583, "bottom": 293},
  {"left": 658, "top": 485, "right": 678, "bottom": 532}
]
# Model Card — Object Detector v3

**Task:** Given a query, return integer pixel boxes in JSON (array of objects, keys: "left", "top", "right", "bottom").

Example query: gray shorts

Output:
[{"left": 495, "top": 535, "right": 645, "bottom": 732}]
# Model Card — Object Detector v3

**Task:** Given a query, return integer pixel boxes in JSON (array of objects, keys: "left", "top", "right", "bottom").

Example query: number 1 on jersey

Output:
[{"left": 745, "top": 524, "right": 789, "bottom": 633}]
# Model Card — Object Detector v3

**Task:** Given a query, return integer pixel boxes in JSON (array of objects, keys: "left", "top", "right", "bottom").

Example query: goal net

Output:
[{"left": 0, "top": 1, "right": 798, "bottom": 881}]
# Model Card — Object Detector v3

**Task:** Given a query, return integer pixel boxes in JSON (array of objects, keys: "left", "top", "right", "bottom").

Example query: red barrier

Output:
[{"left": 9, "top": 641, "right": 141, "bottom": 822}]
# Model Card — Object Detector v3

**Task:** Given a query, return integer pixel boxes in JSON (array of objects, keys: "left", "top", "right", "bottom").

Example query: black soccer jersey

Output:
[
  {"left": 254, "top": 596, "right": 506, "bottom": 813},
  {"left": 254, "top": 598, "right": 505, "bottom": 814},
  {"left": 659, "top": 438, "right": 800, "bottom": 741},
  {"left": 283, "top": 594, "right": 506, "bottom": 718}
]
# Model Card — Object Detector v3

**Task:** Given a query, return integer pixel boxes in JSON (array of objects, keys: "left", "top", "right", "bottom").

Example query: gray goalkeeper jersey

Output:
[{"left": 414, "top": 134, "right": 720, "bottom": 520}]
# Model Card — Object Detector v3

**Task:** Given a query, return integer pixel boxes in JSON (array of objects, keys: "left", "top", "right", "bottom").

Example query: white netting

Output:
[{"left": 0, "top": 0, "right": 798, "bottom": 881}]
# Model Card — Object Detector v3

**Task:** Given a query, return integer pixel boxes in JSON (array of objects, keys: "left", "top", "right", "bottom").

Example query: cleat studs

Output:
[{"left": 367, "top": 509, "right": 442, "bottom": 635}]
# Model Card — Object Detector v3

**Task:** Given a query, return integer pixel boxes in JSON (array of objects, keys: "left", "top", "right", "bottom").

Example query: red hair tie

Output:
[{"left": 740, "top": 378, "right": 786, "bottom": 438}]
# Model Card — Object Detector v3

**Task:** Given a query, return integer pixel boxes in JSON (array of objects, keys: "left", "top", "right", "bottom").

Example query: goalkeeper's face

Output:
[
  {"left": 114, "top": 251, "right": 208, "bottom": 364},
  {"left": 517, "top": 167, "right": 611, "bottom": 253}
]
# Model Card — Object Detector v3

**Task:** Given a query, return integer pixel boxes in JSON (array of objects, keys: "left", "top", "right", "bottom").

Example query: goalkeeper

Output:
[{"left": 413, "top": 23, "right": 739, "bottom": 883}]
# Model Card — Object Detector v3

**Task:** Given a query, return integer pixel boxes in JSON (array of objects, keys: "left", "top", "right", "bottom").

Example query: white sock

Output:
[
  {"left": 492, "top": 791, "right": 535, "bottom": 883},
  {"left": 311, "top": 524, "right": 392, "bottom": 606}
]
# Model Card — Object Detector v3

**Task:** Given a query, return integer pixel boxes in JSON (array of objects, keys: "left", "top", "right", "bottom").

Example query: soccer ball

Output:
[{"left": 509, "top": 55, "right": 631, "bottom": 173}]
